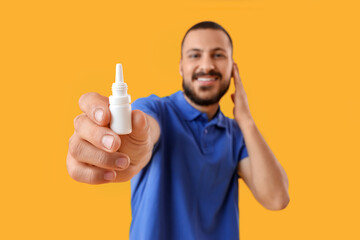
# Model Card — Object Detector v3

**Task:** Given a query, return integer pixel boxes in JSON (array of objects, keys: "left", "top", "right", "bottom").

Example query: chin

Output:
[{"left": 183, "top": 77, "right": 230, "bottom": 106}]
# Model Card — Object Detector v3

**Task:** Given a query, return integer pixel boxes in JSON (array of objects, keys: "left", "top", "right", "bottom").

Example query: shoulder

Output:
[
  {"left": 132, "top": 91, "right": 181, "bottom": 109},
  {"left": 132, "top": 93, "right": 178, "bottom": 121},
  {"left": 133, "top": 94, "right": 162, "bottom": 104},
  {"left": 132, "top": 94, "right": 165, "bottom": 109}
]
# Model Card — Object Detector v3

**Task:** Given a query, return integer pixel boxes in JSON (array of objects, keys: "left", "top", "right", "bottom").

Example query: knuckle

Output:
[
  {"left": 79, "top": 92, "right": 92, "bottom": 106},
  {"left": 143, "top": 115, "right": 150, "bottom": 132},
  {"left": 68, "top": 134, "right": 75, "bottom": 149},
  {"left": 79, "top": 92, "right": 98, "bottom": 104},
  {"left": 86, "top": 168, "right": 101, "bottom": 185},
  {"left": 79, "top": 92, "right": 103, "bottom": 114},
  {"left": 78, "top": 94, "right": 85, "bottom": 107},
  {"left": 68, "top": 167, "right": 78, "bottom": 182},
  {"left": 68, "top": 165, "right": 96, "bottom": 184},
  {"left": 88, "top": 174, "right": 95, "bottom": 185},
  {"left": 68, "top": 136, "right": 82, "bottom": 159},
  {"left": 94, "top": 150, "right": 111, "bottom": 168},
  {"left": 66, "top": 155, "right": 75, "bottom": 179},
  {"left": 66, "top": 145, "right": 102, "bottom": 185},
  {"left": 66, "top": 158, "right": 81, "bottom": 183},
  {"left": 87, "top": 92, "right": 99, "bottom": 98},
  {"left": 73, "top": 114, "right": 86, "bottom": 130},
  {"left": 70, "top": 167, "right": 83, "bottom": 183},
  {"left": 88, "top": 127, "right": 103, "bottom": 146}
]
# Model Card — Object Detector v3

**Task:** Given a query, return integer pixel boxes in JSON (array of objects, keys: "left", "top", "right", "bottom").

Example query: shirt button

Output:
[{"left": 204, "top": 129, "right": 208, "bottom": 134}]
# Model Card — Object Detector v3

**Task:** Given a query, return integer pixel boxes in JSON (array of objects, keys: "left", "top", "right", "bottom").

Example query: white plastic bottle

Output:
[{"left": 109, "top": 63, "right": 132, "bottom": 135}]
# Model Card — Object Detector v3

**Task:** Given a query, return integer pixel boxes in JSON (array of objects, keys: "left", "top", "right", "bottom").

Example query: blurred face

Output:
[{"left": 180, "top": 29, "right": 233, "bottom": 106}]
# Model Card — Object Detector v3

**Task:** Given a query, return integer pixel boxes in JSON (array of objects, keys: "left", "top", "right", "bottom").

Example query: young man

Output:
[{"left": 67, "top": 21, "right": 289, "bottom": 240}]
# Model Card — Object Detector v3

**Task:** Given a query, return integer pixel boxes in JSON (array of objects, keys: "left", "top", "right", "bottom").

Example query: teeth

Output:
[{"left": 197, "top": 78, "right": 215, "bottom": 82}]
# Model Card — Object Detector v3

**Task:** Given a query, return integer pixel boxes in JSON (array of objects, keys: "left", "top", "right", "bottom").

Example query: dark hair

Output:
[{"left": 181, "top": 21, "right": 233, "bottom": 57}]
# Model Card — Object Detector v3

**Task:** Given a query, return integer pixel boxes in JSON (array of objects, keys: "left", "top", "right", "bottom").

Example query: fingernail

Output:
[
  {"left": 102, "top": 135, "right": 114, "bottom": 150},
  {"left": 115, "top": 158, "right": 129, "bottom": 169},
  {"left": 104, "top": 171, "right": 115, "bottom": 181},
  {"left": 95, "top": 109, "right": 104, "bottom": 122}
]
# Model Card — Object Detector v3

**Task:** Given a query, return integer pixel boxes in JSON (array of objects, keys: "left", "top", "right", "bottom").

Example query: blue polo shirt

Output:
[{"left": 130, "top": 91, "right": 248, "bottom": 240}]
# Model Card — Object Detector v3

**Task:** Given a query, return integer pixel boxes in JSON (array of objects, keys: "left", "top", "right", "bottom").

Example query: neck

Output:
[{"left": 183, "top": 94, "right": 219, "bottom": 121}]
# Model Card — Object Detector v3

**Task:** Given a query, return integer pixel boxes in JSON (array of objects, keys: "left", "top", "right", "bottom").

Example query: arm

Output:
[{"left": 232, "top": 64, "right": 289, "bottom": 210}]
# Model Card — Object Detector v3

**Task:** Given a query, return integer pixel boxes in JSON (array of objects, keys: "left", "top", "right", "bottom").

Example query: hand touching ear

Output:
[{"left": 231, "top": 63, "right": 253, "bottom": 126}]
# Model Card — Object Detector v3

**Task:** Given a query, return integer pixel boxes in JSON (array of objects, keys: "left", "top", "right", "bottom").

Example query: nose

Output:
[{"left": 198, "top": 54, "right": 215, "bottom": 73}]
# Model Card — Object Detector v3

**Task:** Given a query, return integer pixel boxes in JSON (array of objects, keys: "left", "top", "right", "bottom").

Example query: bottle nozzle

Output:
[
  {"left": 112, "top": 63, "right": 127, "bottom": 96},
  {"left": 109, "top": 63, "right": 132, "bottom": 135},
  {"left": 115, "top": 63, "right": 124, "bottom": 83}
]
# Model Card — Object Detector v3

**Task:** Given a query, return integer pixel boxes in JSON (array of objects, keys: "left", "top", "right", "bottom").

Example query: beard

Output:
[{"left": 182, "top": 73, "right": 231, "bottom": 106}]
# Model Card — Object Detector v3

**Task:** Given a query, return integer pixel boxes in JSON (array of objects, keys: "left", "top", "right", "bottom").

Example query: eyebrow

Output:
[{"left": 186, "top": 47, "right": 227, "bottom": 53}]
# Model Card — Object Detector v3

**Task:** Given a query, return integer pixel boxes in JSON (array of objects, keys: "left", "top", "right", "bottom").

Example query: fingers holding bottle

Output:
[
  {"left": 73, "top": 113, "right": 121, "bottom": 153},
  {"left": 68, "top": 134, "right": 130, "bottom": 171},
  {"left": 78, "top": 92, "right": 111, "bottom": 126}
]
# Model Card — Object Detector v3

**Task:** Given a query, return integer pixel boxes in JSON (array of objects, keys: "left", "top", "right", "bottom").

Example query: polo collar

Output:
[{"left": 170, "top": 91, "right": 227, "bottom": 128}]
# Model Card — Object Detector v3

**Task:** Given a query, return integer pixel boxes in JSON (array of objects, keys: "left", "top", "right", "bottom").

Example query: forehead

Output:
[{"left": 182, "top": 29, "right": 231, "bottom": 53}]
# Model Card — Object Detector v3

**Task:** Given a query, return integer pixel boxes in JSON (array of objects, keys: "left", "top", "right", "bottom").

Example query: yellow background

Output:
[{"left": 1, "top": 0, "right": 359, "bottom": 239}]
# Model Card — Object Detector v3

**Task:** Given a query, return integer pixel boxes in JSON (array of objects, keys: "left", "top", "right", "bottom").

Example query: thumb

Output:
[{"left": 128, "top": 110, "right": 149, "bottom": 142}]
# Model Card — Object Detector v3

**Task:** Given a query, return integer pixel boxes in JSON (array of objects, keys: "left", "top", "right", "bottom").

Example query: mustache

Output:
[{"left": 192, "top": 70, "right": 222, "bottom": 80}]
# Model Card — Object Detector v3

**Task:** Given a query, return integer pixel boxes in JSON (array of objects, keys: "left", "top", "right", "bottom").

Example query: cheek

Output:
[
  {"left": 225, "top": 63, "right": 233, "bottom": 78},
  {"left": 220, "top": 67, "right": 230, "bottom": 80},
  {"left": 183, "top": 65, "right": 196, "bottom": 77}
]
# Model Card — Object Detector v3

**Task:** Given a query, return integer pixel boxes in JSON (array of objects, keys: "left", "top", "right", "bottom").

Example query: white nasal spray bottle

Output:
[{"left": 109, "top": 63, "right": 132, "bottom": 135}]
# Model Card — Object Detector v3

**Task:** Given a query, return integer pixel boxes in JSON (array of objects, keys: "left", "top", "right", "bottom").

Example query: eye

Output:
[
  {"left": 213, "top": 53, "right": 225, "bottom": 58},
  {"left": 189, "top": 53, "right": 200, "bottom": 59}
]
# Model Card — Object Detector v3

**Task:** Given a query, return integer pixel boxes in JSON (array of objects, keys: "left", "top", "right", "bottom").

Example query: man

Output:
[{"left": 67, "top": 21, "right": 289, "bottom": 239}]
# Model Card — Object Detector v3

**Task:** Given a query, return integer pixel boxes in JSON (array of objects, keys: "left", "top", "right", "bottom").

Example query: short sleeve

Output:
[{"left": 131, "top": 94, "right": 162, "bottom": 125}]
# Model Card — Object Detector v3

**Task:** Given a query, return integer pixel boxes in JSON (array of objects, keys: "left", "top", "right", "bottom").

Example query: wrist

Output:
[{"left": 235, "top": 113, "right": 254, "bottom": 130}]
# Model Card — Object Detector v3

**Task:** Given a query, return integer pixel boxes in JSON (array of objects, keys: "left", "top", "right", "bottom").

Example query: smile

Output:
[{"left": 197, "top": 77, "right": 217, "bottom": 82}]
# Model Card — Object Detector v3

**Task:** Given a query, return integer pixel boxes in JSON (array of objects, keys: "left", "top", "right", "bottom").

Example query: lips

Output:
[
  {"left": 192, "top": 69, "right": 221, "bottom": 81},
  {"left": 194, "top": 76, "right": 219, "bottom": 86},
  {"left": 197, "top": 77, "right": 217, "bottom": 82}
]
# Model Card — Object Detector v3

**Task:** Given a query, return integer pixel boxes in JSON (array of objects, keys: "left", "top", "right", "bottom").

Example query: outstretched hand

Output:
[{"left": 66, "top": 92, "right": 156, "bottom": 184}]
